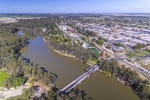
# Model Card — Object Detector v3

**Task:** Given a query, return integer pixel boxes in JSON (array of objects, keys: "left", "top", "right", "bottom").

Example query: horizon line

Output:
[{"left": 0, "top": 12, "right": 150, "bottom": 14}]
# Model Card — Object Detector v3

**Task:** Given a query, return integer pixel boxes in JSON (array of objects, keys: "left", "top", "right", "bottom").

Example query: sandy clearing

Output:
[{"left": 0, "top": 86, "right": 30, "bottom": 100}]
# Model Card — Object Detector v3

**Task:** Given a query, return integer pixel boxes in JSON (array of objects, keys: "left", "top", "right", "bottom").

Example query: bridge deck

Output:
[{"left": 59, "top": 65, "right": 99, "bottom": 94}]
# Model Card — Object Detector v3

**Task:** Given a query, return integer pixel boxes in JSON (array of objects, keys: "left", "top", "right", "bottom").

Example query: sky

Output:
[{"left": 0, "top": 0, "right": 150, "bottom": 13}]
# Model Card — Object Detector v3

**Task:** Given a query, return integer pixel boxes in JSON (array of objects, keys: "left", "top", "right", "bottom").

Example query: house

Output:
[
  {"left": 82, "top": 42, "right": 90, "bottom": 48},
  {"left": 69, "top": 33, "right": 80, "bottom": 38},
  {"left": 113, "top": 46, "right": 125, "bottom": 52}
]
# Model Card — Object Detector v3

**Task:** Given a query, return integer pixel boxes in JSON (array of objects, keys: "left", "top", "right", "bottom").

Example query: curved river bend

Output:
[{"left": 20, "top": 35, "right": 140, "bottom": 100}]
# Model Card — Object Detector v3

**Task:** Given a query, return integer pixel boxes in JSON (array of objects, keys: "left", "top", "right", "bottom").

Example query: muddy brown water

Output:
[{"left": 20, "top": 35, "right": 140, "bottom": 100}]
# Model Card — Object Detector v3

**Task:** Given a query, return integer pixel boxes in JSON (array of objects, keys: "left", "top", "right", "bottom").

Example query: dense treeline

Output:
[
  {"left": 0, "top": 17, "right": 60, "bottom": 37},
  {"left": 40, "top": 87, "right": 93, "bottom": 100},
  {"left": 21, "top": 60, "right": 57, "bottom": 85},
  {"left": 0, "top": 24, "right": 28, "bottom": 68},
  {"left": 97, "top": 59, "right": 150, "bottom": 100},
  {"left": 15, "top": 17, "right": 59, "bottom": 31},
  {"left": 0, "top": 23, "right": 19, "bottom": 35},
  {"left": 5, "top": 74, "right": 27, "bottom": 88},
  {"left": 0, "top": 23, "right": 57, "bottom": 88},
  {"left": 0, "top": 24, "right": 27, "bottom": 88},
  {"left": 3, "top": 57, "right": 57, "bottom": 88}
]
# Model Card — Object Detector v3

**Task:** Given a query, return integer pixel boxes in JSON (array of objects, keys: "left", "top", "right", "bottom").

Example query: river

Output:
[{"left": 20, "top": 35, "right": 140, "bottom": 100}]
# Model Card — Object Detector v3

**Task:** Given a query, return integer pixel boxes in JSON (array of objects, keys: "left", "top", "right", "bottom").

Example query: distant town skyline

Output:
[{"left": 0, "top": 0, "right": 150, "bottom": 13}]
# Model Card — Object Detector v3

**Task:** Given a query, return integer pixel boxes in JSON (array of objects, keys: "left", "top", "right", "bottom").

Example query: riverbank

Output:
[
  {"left": 43, "top": 37, "right": 96, "bottom": 66},
  {"left": 99, "top": 70, "right": 135, "bottom": 89},
  {"left": 99, "top": 70, "right": 111, "bottom": 76},
  {"left": 99, "top": 69, "right": 140, "bottom": 98},
  {"left": 117, "top": 77, "right": 136, "bottom": 93},
  {"left": 100, "top": 70, "right": 127, "bottom": 86},
  {"left": 54, "top": 49, "right": 76, "bottom": 59}
]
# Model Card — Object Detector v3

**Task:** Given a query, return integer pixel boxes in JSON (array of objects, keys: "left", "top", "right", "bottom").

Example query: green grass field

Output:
[{"left": 0, "top": 70, "right": 8, "bottom": 86}]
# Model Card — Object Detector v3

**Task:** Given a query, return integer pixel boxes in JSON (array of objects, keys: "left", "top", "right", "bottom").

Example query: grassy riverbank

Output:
[
  {"left": 99, "top": 70, "right": 111, "bottom": 76},
  {"left": 43, "top": 37, "right": 97, "bottom": 66},
  {"left": 54, "top": 49, "right": 76, "bottom": 58},
  {"left": 49, "top": 44, "right": 96, "bottom": 66}
]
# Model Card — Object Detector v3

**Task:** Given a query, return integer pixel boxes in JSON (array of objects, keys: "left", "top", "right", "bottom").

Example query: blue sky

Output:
[{"left": 0, "top": 0, "right": 150, "bottom": 13}]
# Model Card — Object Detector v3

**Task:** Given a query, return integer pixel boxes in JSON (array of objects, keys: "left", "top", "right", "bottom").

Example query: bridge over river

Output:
[{"left": 59, "top": 65, "right": 99, "bottom": 94}]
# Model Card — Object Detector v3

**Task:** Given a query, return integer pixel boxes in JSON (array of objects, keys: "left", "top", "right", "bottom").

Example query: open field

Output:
[
  {"left": 0, "top": 86, "right": 30, "bottom": 100},
  {"left": 0, "top": 17, "right": 44, "bottom": 23},
  {"left": 0, "top": 71, "right": 8, "bottom": 81},
  {"left": 0, "top": 17, "right": 17, "bottom": 23},
  {"left": 0, "top": 71, "right": 8, "bottom": 86}
]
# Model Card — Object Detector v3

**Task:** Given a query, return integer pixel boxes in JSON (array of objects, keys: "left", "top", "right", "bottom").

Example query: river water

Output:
[{"left": 20, "top": 35, "right": 140, "bottom": 100}]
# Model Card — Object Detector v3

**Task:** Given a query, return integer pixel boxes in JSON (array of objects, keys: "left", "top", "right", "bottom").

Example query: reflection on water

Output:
[{"left": 20, "top": 35, "right": 140, "bottom": 100}]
